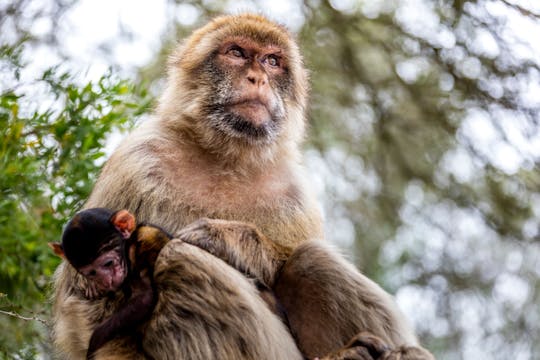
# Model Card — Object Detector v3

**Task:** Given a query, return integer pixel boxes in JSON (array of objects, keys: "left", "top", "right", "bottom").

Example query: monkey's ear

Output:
[
  {"left": 48, "top": 242, "right": 65, "bottom": 258},
  {"left": 111, "top": 210, "right": 136, "bottom": 239}
]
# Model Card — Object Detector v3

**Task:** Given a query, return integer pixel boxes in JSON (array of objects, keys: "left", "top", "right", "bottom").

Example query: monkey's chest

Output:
[{"left": 186, "top": 177, "right": 298, "bottom": 215}]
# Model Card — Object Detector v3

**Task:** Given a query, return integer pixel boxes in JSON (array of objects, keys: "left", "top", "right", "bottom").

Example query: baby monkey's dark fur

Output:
[{"left": 50, "top": 208, "right": 171, "bottom": 359}]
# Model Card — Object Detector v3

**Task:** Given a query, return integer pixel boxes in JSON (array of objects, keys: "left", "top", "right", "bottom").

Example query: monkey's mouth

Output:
[
  {"left": 227, "top": 99, "right": 271, "bottom": 127},
  {"left": 206, "top": 98, "right": 280, "bottom": 142}
]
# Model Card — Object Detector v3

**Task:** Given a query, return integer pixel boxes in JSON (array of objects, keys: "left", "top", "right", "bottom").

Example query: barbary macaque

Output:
[
  {"left": 51, "top": 13, "right": 434, "bottom": 360},
  {"left": 49, "top": 208, "right": 170, "bottom": 359}
]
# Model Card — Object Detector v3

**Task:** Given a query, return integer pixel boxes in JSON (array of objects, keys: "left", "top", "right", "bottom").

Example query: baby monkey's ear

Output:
[
  {"left": 48, "top": 242, "right": 65, "bottom": 258},
  {"left": 110, "top": 210, "right": 136, "bottom": 239}
]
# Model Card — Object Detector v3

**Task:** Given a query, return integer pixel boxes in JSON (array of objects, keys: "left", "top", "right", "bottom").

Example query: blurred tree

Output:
[{"left": 297, "top": 2, "right": 540, "bottom": 359}]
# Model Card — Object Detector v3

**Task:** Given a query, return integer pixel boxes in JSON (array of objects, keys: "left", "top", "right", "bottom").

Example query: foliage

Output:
[{"left": 0, "top": 40, "right": 150, "bottom": 358}]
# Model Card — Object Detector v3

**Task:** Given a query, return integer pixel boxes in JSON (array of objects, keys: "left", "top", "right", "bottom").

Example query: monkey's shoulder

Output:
[
  {"left": 132, "top": 225, "right": 171, "bottom": 248},
  {"left": 129, "top": 224, "right": 172, "bottom": 268}
]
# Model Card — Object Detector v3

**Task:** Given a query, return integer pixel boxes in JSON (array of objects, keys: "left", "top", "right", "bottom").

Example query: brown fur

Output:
[
  {"left": 178, "top": 220, "right": 434, "bottom": 359},
  {"left": 51, "top": 13, "right": 433, "bottom": 360},
  {"left": 130, "top": 225, "right": 170, "bottom": 274}
]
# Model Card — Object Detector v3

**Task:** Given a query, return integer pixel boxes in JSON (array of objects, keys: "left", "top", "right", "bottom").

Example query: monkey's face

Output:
[
  {"left": 203, "top": 37, "right": 290, "bottom": 144},
  {"left": 78, "top": 247, "right": 127, "bottom": 293},
  {"left": 166, "top": 14, "right": 308, "bottom": 151}
]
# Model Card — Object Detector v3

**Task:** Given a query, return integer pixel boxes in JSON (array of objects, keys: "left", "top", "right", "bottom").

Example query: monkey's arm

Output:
[
  {"left": 319, "top": 333, "right": 434, "bottom": 360},
  {"left": 316, "top": 332, "right": 390, "bottom": 360},
  {"left": 86, "top": 275, "right": 154, "bottom": 359},
  {"left": 176, "top": 218, "right": 290, "bottom": 287}
]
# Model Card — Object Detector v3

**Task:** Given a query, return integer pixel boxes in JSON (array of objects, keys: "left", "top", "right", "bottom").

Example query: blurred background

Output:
[{"left": 1, "top": 0, "right": 539, "bottom": 359}]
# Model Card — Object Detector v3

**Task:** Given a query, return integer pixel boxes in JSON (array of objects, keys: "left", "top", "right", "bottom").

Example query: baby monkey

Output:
[{"left": 49, "top": 208, "right": 171, "bottom": 359}]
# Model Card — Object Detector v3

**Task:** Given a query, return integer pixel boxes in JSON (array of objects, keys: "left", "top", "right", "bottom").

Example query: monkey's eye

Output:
[
  {"left": 86, "top": 270, "right": 97, "bottom": 277},
  {"left": 227, "top": 46, "right": 245, "bottom": 58},
  {"left": 266, "top": 55, "right": 280, "bottom": 67},
  {"left": 104, "top": 260, "right": 113, "bottom": 268}
]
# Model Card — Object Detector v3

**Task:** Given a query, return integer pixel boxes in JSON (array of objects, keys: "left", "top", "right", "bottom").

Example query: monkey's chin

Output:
[{"left": 219, "top": 112, "right": 278, "bottom": 143}]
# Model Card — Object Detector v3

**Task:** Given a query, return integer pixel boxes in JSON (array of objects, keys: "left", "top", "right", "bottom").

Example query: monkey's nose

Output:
[{"left": 246, "top": 67, "right": 267, "bottom": 87}]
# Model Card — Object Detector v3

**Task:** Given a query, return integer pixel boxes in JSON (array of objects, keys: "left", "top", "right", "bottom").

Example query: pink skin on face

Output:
[
  {"left": 79, "top": 250, "right": 127, "bottom": 294},
  {"left": 217, "top": 40, "right": 285, "bottom": 127}
]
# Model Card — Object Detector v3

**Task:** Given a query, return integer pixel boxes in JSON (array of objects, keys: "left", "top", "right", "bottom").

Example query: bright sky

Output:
[{"left": 59, "top": 0, "right": 306, "bottom": 78}]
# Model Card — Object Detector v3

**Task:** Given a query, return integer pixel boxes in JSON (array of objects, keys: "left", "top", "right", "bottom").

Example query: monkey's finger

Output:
[
  {"left": 319, "top": 345, "right": 376, "bottom": 360},
  {"left": 344, "top": 331, "right": 391, "bottom": 358},
  {"left": 380, "top": 346, "right": 435, "bottom": 360},
  {"left": 177, "top": 228, "right": 211, "bottom": 244},
  {"left": 175, "top": 218, "right": 213, "bottom": 239},
  {"left": 175, "top": 222, "right": 221, "bottom": 255}
]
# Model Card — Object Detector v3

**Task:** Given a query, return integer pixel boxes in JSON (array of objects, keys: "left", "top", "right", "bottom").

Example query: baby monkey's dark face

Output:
[
  {"left": 78, "top": 246, "right": 127, "bottom": 293},
  {"left": 50, "top": 207, "right": 135, "bottom": 298}
]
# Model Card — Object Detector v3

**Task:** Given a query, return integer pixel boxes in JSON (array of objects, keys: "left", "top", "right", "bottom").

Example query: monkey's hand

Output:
[
  {"left": 86, "top": 277, "right": 154, "bottom": 360},
  {"left": 87, "top": 325, "right": 109, "bottom": 360},
  {"left": 317, "top": 332, "right": 391, "bottom": 360},
  {"left": 176, "top": 218, "right": 288, "bottom": 287},
  {"left": 176, "top": 218, "right": 225, "bottom": 258},
  {"left": 380, "top": 345, "right": 435, "bottom": 360},
  {"left": 315, "top": 347, "right": 376, "bottom": 360},
  {"left": 70, "top": 270, "right": 104, "bottom": 300},
  {"left": 83, "top": 281, "right": 102, "bottom": 300},
  {"left": 131, "top": 271, "right": 152, "bottom": 297},
  {"left": 320, "top": 332, "right": 436, "bottom": 360}
]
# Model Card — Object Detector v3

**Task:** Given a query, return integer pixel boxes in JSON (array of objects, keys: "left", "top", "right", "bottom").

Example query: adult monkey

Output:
[{"left": 52, "top": 13, "right": 433, "bottom": 360}]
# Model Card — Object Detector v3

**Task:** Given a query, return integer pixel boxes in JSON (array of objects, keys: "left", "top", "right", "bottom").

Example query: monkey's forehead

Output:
[
  {"left": 194, "top": 13, "right": 292, "bottom": 48},
  {"left": 175, "top": 13, "right": 300, "bottom": 71}
]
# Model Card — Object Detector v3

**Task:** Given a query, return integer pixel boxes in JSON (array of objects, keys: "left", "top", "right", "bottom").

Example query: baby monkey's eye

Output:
[{"left": 104, "top": 260, "right": 113, "bottom": 267}]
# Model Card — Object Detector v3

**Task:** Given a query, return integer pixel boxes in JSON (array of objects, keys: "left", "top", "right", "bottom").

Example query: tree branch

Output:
[{"left": 0, "top": 309, "right": 49, "bottom": 327}]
